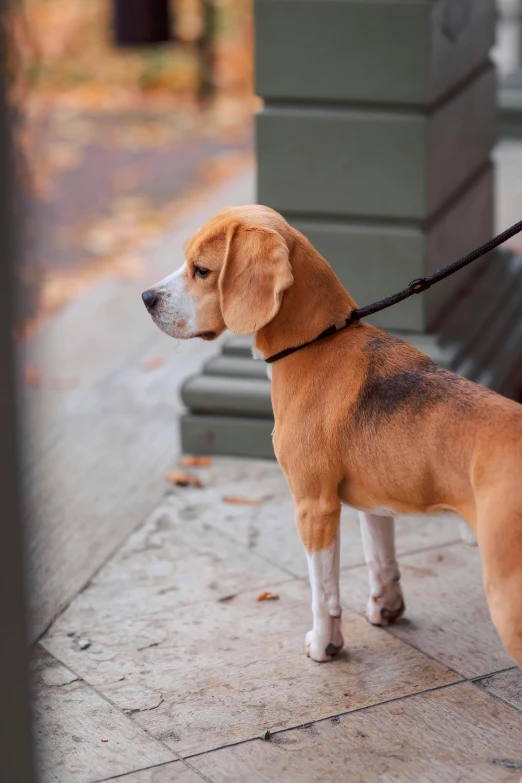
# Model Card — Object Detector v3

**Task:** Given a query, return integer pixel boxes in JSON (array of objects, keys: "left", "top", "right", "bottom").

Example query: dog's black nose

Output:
[{"left": 142, "top": 290, "right": 157, "bottom": 310}]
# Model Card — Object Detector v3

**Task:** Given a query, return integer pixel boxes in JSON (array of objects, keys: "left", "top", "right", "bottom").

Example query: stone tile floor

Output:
[{"left": 33, "top": 458, "right": 522, "bottom": 783}]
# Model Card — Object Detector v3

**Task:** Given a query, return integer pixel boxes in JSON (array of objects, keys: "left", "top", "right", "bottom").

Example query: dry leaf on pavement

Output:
[
  {"left": 165, "top": 471, "right": 202, "bottom": 488},
  {"left": 223, "top": 496, "right": 261, "bottom": 506},
  {"left": 179, "top": 455, "right": 213, "bottom": 467},
  {"left": 257, "top": 592, "right": 280, "bottom": 602},
  {"left": 143, "top": 357, "right": 164, "bottom": 370},
  {"left": 25, "top": 364, "right": 43, "bottom": 388}
]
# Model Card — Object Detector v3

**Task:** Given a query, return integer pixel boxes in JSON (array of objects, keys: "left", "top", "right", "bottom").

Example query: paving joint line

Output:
[
  {"left": 92, "top": 759, "right": 196, "bottom": 783},
  {"left": 340, "top": 537, "right": 463, "bottom": 575},
  {"left": 338, "top": 600, "right": 469, "bottom": 682},
  {"left": 471, "top": 665, "right": 518, "bottom": 680},
  {"left": 183, "top": 679, "right": 468, "bottom": 762},
  {"left": 38, "top": 633, "right": 464, "bottom": 768},
  {"left": 34, "top": 482, "right": 176, "bottom": 645},
  {"left": 470, "top": 668, "right": 522, "bottom": 715},
  {"left": 34, "top": 642, "right": 186, "bottom": 770}
]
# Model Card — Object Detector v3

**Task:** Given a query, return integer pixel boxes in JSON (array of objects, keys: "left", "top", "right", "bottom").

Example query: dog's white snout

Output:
[{"left": 145, "top": 264, "right": 198, "bottom": 339}]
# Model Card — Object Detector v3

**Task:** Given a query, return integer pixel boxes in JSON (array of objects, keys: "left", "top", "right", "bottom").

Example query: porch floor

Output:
[{"left": 33, "top": 457, "right": 522, "bottom": 783}]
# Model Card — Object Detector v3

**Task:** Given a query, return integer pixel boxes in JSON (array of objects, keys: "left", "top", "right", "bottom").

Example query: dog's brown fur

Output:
[{"left": 161, "top": 205, "right": 522, "bottom": 665}]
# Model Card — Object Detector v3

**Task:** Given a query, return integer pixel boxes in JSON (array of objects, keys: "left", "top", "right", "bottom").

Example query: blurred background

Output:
[{"left": 7, "top": 0, "right": 255, "bottom": 329}]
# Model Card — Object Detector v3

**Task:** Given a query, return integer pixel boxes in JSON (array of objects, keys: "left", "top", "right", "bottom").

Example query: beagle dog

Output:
[{"left": 143, "top": 205, "right": 522, "bottom": 666}]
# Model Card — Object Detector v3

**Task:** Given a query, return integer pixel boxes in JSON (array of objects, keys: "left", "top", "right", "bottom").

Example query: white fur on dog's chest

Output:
[{"left": 252, "top": 344, "right": 272, "bottom": 379}]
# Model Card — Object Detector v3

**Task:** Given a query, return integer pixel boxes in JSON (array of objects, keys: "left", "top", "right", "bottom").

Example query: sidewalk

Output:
[
  {"left": 23, "top": 170, "right": 254, "bottom": 640},
  {"left": 34, "top": 457, "right": 522, "bottom": 782}
]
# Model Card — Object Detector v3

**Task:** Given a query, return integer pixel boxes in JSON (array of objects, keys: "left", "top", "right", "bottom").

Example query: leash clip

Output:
[{"left": 408, "top": 277, "right": 431, "bottom": 294}]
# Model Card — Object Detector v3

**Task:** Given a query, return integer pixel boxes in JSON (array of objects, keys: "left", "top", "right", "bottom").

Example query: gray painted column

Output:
[
  {"left": 181, "top": 0, "right": 522, "bottom": 458},
  {"left": 256, "top": 0, "right": 495, "bottom": 330}
]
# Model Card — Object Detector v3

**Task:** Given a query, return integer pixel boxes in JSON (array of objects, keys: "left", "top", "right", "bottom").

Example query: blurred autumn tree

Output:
[
  {"left": 3, "top": 0, "right": 254, "bottom": 330},
  {"left": 6, "top": 0, "right": 253, "bottom": 111}
]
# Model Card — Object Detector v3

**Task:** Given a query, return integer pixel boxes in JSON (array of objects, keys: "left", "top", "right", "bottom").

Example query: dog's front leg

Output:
[
  {"left": 359, "top": 512, "right": 405, "bottom": 626},
  {"left": 295, "top": 498, "right": 344, "bottom": 662}
]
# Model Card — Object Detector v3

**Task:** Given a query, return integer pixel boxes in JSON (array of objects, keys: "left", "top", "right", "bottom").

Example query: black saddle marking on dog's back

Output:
[{"left": 354, "top": 334, "right": 471, "bottom": 425}]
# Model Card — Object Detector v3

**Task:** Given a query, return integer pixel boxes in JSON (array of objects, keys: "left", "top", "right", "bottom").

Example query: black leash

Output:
[{"left": 266, "top": 218, "right": 522, "bottom": 364}]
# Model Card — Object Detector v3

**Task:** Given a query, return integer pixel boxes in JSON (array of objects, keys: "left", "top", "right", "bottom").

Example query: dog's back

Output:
[{"left": 274, "top": 324, "right": 521, "bottom": 519}]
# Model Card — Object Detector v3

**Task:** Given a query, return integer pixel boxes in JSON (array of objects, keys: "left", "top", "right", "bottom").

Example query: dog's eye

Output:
[{"left": 194, "top": 266, "right": 211, "bottom": 279}]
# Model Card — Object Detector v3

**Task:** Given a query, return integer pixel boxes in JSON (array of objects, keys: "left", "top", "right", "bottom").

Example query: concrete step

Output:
[
  {"left": 181, "top": 374, "right": 273, "bottom": 418},
  {"left": 181, "top": 414, "right": 275, "bottom": 459},
  {"left": 220, "top": 330, "right": 456, "bottom": 373},
  {"left": 443, "top": 250, "right": 522, "bottom": 397},
  {"left": 468, "top": 275, "right": 522, "bottom": 383},
  {"left": 222, "top": 335, "right": 253, "bottom": 358},
  {"left": 204, "top": 354, "right": 268, "bottom": 379}
]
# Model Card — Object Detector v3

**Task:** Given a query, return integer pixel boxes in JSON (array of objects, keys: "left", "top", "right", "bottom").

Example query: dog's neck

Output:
[{"left": 254, "top": 231, "right": 357, "bottom": 361}]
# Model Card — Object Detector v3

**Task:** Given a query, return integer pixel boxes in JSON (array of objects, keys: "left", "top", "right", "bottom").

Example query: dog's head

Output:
[{"left": 142, "top": 205, "right": 294, "bottom": 340}]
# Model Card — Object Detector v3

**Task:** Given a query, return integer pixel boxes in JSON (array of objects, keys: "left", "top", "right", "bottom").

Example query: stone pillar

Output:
[
  {"left": 256, "top": 0, "right": 495, "bottom": 331},
  {"left": 181, "top": 0, "right": 522, "bottom": 458}
]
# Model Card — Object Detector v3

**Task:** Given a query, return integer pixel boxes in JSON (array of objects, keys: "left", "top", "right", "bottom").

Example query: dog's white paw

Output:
[
  {"left": 305, "top": 616, "right": 344, "bottom": 662},
  {"left": 366, "top": 580, "right": 405, "bottom": 627}
]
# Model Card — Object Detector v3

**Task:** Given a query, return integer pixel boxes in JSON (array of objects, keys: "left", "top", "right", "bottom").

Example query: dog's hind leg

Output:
[
  {"left": 359, "top": 512, "right": 405, "bottom": 626},
  {"left": 295, "top": 495, "right": 344, "bottom": 662},
  {"left": 476, "top": 499, "right": 522, "bottom": 667}
]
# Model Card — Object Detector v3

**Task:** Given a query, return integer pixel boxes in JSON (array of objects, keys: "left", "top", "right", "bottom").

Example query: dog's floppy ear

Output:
[{"left": 219, "top": 224, "right": 293, "bottom": 335}]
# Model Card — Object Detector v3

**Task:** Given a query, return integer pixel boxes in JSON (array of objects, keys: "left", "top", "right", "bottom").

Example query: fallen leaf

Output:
[
  {"left": 223, "top": 496, "right": 261, "bottom": 506},
  {"left": 143, "top": 356, "right": 164, "bottom": 370},
  {"left": 259, "top": 729, "right": 271, "bottom": 741},
  {"left": 179, "top": 455, "right": 213, "bottom": 467},
  {"left": 25, "top": 364, "right": 43, "bottom": 388},
  {"left": 165, "top": 471, "right": 202, "bottom": 488},
  {"left": 218, "top": 594, "right": 236, "bottom": 603},
  {"left": 257, "top": 592, "right": 279, "bottom": 602}
]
